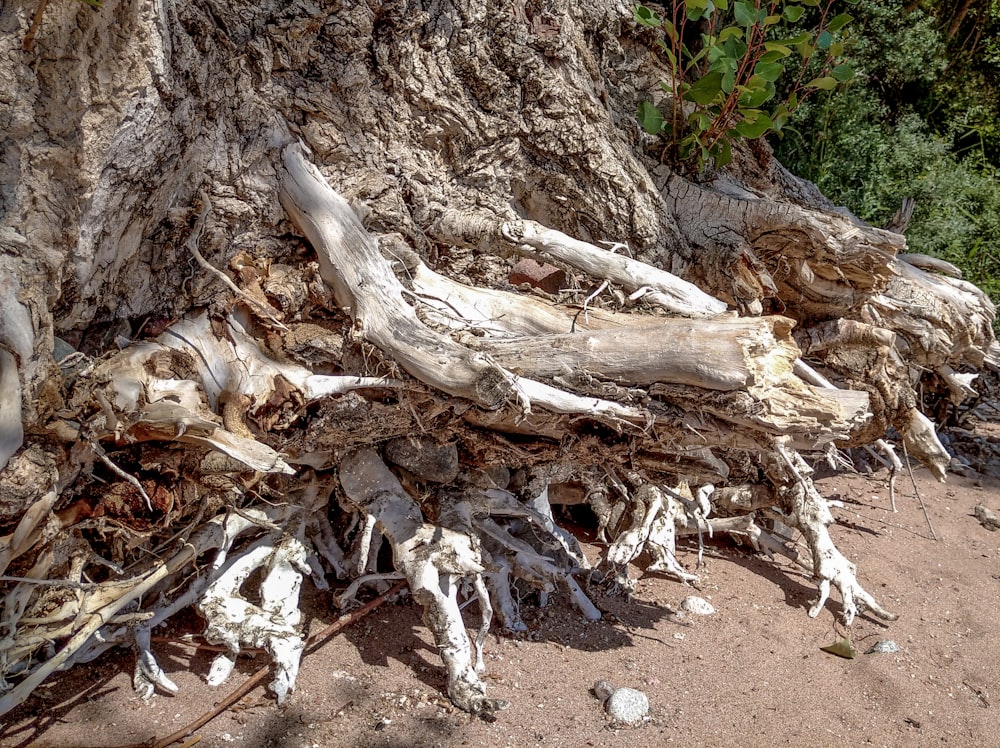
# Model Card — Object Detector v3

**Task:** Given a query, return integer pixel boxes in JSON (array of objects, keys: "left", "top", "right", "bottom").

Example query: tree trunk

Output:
[{"left": 0, "top": 0, "right": 994, "bottom": 718}]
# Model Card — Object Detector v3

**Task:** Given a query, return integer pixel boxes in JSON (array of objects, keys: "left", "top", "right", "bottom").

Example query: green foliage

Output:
[
  {"left": 772, "top": 0, "right": 1000, "bottom": 323},
  {"left": 633, "top": 0, "right": 855, "bottom": 172},
  {"left": 917, "top": 0, "right": 1000, "bottom": 167}
]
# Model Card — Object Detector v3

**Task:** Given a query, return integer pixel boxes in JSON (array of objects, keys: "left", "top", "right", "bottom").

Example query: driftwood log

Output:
[{"left": 0, "top": 0, "right": 996, "bottom": 720}]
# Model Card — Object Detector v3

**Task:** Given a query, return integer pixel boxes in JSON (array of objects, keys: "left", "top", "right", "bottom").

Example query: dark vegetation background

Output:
[{"left": 771, "top": 0, "right": 1000, "bottom": 307}]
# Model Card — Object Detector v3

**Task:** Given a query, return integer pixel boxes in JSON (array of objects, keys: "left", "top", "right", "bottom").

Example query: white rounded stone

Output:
[
  {"left": 604, "top": 687, "right": 649, "bottom": 724},
  {"left": 680, "top": 595, "right": 715, "bottom": 615}
]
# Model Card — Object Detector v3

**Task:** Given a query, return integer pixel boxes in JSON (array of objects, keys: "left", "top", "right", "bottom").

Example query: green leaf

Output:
[
  {"left": 770, "top": 104, "right": 791, "bottom": 130},
  {"left": 737, "top": 76, "right": 775, "bottom": 107},
  {"left": 762, "top": 42, "right": 792, "bottom": 58},
  {"left": 661, "top": 44, "right": 678, "bottom": 68},
  {"left": 817, "top": 30, "right": 833, "bottom": 49},
  {"left": 714, "top": 0, "right": 729, "bottom": 10},
  {"left": 687, "top": 0, "right": 712, "bottom": 21},
  {"left": 689, "top": 45, "right": 711, "bottom": 67},
  {"left": 733, "top": 0, "right": 755, "bottom": 25},
  {"left": 688, "top": 110, "right": 712, "bottom": 132},
  {"left": 780, "top": 31, "right": 813, "bottom": 57},
  {"left": 712, "top": 139, "right": 734, "bottom": 168},
  {"left": 735, "top": 111, "right": 774, "bottom": 138},
  {"left": 827, "top": 13, "right": 853, "bottom": 32},
  {"left": 782, "top": 5, "right": 804, "bottom": 22},
  {"left": 722, "top": 68, "right": 736, "bottom": 93},
  {"left": 718, "top": 26, "right": 744, "bottom": 42},
  {"left": 684, "top": 71, "right": 725, "bottom": 105},
  {"left": 722, "top": 37, "right": 748, "bottom": 59},
  {"left": 662, "top": 19, "right": 679, "bottom": 43},
  {"left": 798, "top": 0, "right": 819, "bottom": 6},
  {"left": 637, "top": 101, "right": 664, "bottom": 134},
  {"left": 805, "top": 75, "right": 838, "bottom": 90},
  {"left": 831, "top": 63, "right": 854, "bottom": 82},
  {"left": 764, "top": 14, "right": 782, "bottom": 25},
  {"left": 754, "top": 61, "right": 784, "bottom": 82},
  {"left": 633, "top": 4, "right": 661, "bottom": 27},
  {"left": 795, "top": 39, "right": 816, "bottom": 58}
]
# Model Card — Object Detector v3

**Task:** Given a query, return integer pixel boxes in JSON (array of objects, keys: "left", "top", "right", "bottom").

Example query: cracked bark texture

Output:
[
  {"left": 0, "top": 0, "right": 995, "bottom": 719},
  {"left": 1, "top": 0, "right": 990, "bottom": 451}
]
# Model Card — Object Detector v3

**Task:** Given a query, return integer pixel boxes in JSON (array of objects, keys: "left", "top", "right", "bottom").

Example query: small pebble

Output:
[
  {"left": 680, "top": 595, "right": 715, "bottom": 615},
  {"left": 592, "top": 680, "right": 650, "bottom": 724},
  {"left": 592, "top": 679, "right": 615, "bottom": 702},
  {"left": 866, "top": 640, "right": 900, "bottom": 654},
  {"left": 974, "top": 503, "right": 1000, "bottom": 531},
  {"left": 606, "top": 687, "right": 649, "bottom": 724}
]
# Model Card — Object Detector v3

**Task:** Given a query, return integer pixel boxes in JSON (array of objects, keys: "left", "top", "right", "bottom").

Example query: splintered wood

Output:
[{"left": 0, "top": 145, "right": 994, "bottom": 721}]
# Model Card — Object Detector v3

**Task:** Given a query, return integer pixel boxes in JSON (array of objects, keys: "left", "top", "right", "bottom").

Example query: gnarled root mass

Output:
[{"left": 2, "top": 137, "right": 990, "bottom": 718}]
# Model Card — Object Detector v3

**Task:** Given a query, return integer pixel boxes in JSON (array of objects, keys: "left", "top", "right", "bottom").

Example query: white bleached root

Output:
[
  {"left": 474, "top": 514, "right": 602, "bottom": 622},
  {"left": 482, "top": 556, "right": 527, "bottom": 633},
  {"left": 525, "top": 487, "right": 590, "bottom": 568},
  {"left": 604, "top": 481, "right": 700, "bottom": 591},
  {"left": 773, "top": 442, "right": 898, "bottom": 625},
  {"left": 451, "top": 486, "right": 600, "bottom": 622},
  {"left": 497, "top": 219, "right": 728, "bottom": 318},
  {"left": 645, "top": 485, "right": 700, "bottom": 581},
  {"left": 0, "top": 489, "right": 58, "bottom": 577},
  {"left": 158, "top": 310, "right": 401, "bottom": 409},
  {"left": 0, "top": 350, "right": 24, "bottom": 473},
  {"left": 936, "top": 364, "right": 978, "bottom": 405},
  {"left": 339, "top": 448, "right": 507, "bottom": 715},
  {"left": 133, "top": 625, "right": 179, "bottom": 700},
  {"left": 900, "top": 408, "right": 950, "bottom": 482},
  {"left": 0, "top": 504, "right": 305, "bottom": 716},
  {"left": 85, "top": 309, "right": 399, "bottom": 476},
  {"left": 0, "top": 277, "right": 33, "bottom": 472},
  {"left": 198, "top": 529, "right": 311, "bottom": 703}
]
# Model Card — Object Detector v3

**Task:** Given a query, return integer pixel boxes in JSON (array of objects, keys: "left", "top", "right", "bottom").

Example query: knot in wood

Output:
[{"left": 474, "top": 365, "right": 512, "bottom": 410}]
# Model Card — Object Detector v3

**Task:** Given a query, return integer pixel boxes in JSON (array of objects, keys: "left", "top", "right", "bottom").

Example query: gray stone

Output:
[
  {"left": 385, "top": 436, "right": 459, "bottom": 483},
  {"left": 680, "top": 595, "right": 715, "bottom": 615},
  {"left": 593, "top": 680, "right": 649, "bottom": 724},
  {"left": 605, "top": 687, "right": 649, "bottom": 724},
  {"left": 975, "top": 503, "right": 1000, "bottom": 531},
  {"left": 866, "top": 640, "right": 900, "bottom": 654}
]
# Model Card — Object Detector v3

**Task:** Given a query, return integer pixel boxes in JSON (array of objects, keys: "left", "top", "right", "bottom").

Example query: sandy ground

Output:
[{"left": 3, "top": 460, "right": 999, "bottom": 748}]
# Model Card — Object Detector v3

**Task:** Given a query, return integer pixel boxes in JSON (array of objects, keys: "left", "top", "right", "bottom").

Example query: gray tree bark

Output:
[{"left": 0, "top": 0, "right": 994, "bottom": 719}]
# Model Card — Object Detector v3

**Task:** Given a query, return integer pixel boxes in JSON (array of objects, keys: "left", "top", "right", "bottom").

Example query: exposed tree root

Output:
[
  {"left": 146, "top": 581, "right": 407, "bottom": 748},
  {"left": 339, "top": 448, "right": 505, "bottom": 715},
  {"left": 2, "top": 0, "right": 999, "bottom": 728}
]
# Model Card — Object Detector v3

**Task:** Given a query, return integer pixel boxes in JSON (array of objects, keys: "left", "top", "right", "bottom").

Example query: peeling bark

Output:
[{"left": 0, "top": 0, "right": 994, "bottom": 721}]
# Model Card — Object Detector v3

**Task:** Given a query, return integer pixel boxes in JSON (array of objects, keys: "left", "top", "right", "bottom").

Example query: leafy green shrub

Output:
[
  {"left": 771, "top": 0, "right": 1000, "bottom": 324},
  {"left": 633, "top": 0, "right": 855, "bottom": 171}
]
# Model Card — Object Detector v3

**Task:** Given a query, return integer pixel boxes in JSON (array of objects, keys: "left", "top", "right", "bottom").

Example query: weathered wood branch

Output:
[
  {"left": 432, "top": 209, "right": 728, "bottom": 318},
  {"left": 279, "top": 143, "right": 515, "bottom": 411}
]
